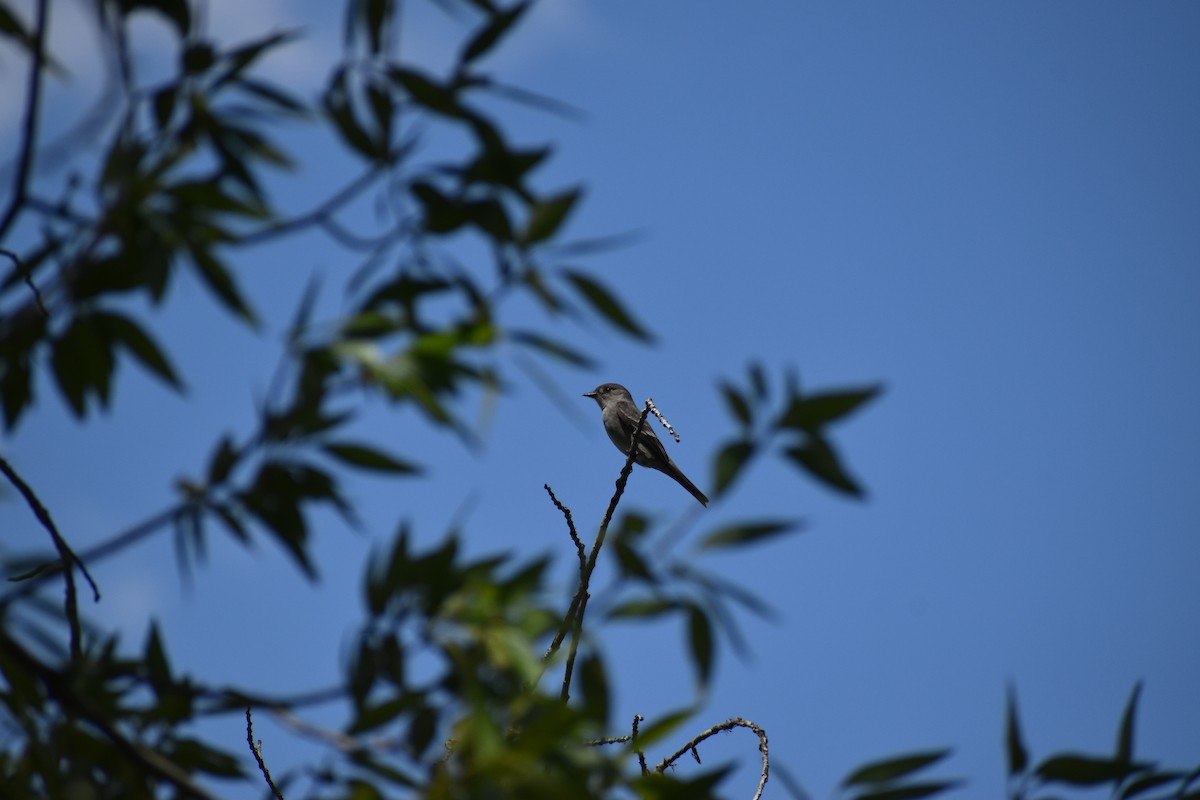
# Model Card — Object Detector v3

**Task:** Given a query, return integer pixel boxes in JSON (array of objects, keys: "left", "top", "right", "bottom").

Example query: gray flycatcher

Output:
[{"left": 583, "top": 383, "right": 709, "bottom": 506}]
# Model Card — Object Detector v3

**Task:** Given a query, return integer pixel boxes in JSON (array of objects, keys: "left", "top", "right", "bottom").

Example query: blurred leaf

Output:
[
  {"left": 391, "top": 67, "right": 462, "bottom": 117},
  {"left": 94, "top": 311, "right": 184, "bottom": 391},
  {"left": 779, "top": 385, "right": 881, "bottom": 432},
  {"left": 1036, "top": 754, "right": 1141, "bottom": 786},
  {"left": 1116, "top": 681, "right": 1142, "bottom": 764},
  {"left": 323, "top": 442, "right": 420, "bottom": 474},
  {"left": 412, "top": 181, "right": 466, "bottom": 233},
  {"left": 51, "top": 314, "right": 114, "bottom": 417},
  {"left": 189, "top": 246, "right": 259, "bottom": 327},
  {"left": 126, "top": 0, "right": 191, "bottom": 36},
  {"left": 461, "top": 2, "right": 530, "bottom": 64},
  {"left": 712, "top": 439, "right": 755, "bottom": 497},
  {"left": 784, "top": 436, "right": 862, "bottom": 497},
  {"left": 509, "top": 330, "right": 595, "bottom": 368},
  {"left": 167, "top": 737, "right": 244, "bottom": 778},
  {"left": 349, "top": 697, "right": 408, "bottom": 735},
  {"left": 633, "top": 707, "right": 694, "bottom": 752},
  {"left": 606, "top": 597, "right": 679, "bottom": 621},
  {"left": 143, "top": 623, "right": 172, "bottom": 689},
  {"left": 1120, "top": 770, "right": 1188, "bottom": 799},
  {"left": 719, "top": 381, "right": 752, "bottom": 428},
  {"left": 563, "top": 269, "right": 653, "bottom": 341},
  {"left": 408, "top": 705, "right": 438, "bottom": 756},
  {"left": 748, "top": 362, "right": 768, "bottom": 400},
  {"left": 578, "top": 652, "right": 610, "bottom": 726},
  {"left": 613, "top": 540, "right": 657, "bottom": 583},
  {"left": 686, "top": 603, "right": 714, "bottom": 688},
  {"left": 843, "top": 750, "right": 952, "bottom": 786},
  {"left": 523, "top": 187, "right": 581, "bottom": 245},
  {"left": 1006, "top": 684, "right": 1028, "bottom": 776},
  {"left": 848, "top": 780, "right": 962, "bottom": 800},
  {"left": 696, "top": 520, "right": 797, "bottom": 552}
]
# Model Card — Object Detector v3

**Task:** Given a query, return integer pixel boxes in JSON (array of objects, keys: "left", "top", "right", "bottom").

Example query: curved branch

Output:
[
  {"left": 656, "top": 716, "right": 769, "bottom": 800},
  {"left": 0, "top": 0, "right": 50, "bottom": 241},
  {"left": 0, "top": 455, "right": 99, "bottom": 661}
]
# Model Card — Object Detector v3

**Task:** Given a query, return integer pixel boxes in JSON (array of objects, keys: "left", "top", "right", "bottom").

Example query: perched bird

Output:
[{"left": 583, "top": 382, "right": 709, "bottom": 506}]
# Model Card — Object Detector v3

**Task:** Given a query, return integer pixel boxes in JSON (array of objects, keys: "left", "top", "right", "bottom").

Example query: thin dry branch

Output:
[
  {"left": 1, "top": 455, "right": 99, "bottom": 660},
  {"left": 246, "top": 707, "right": 285, "bottom": 800},
  {"left": 656, "top": 716, "right": 769, "bottom": 800}
]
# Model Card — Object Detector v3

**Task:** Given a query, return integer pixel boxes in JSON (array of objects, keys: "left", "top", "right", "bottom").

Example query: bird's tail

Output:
[{"left": 664, "top": 461, "right": 709, "bottom": 507}]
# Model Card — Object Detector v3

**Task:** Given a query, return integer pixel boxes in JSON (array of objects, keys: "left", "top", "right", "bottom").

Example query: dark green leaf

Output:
[
  {"left": 408, "top": 705, "right": 437, "bottom": 756},
  {"left": 613, "top": 540, "right": 657, "bottom": 583},
  {"left": 509, "top": 330, "right": 595, "bottom": 368},
  {"left": 785, "top": 436, "right": 863, "bottom": 496},
  {"left": 712, "top": 439, "right": 755, "bottom": 497},
  {"left": 523, "top": 188, "right": 582, "bottom": 245},
  {"left": 213, "top": 30, "right": 300, "bottom": 87},
  {"left": 153, "top": 85, "right": 177, "bottom": 129},
  {"left": 779, "top": 385, "right": 881, "bottom": 432},
  {"left": 748, "top": 361, "right": 768, "bottom": 400},
  {"left": 143, "top": 623, "right": 172, "bottom": 688},
  {"left": 1036, "top": 754, "right": 1139, "bottom": 786},
  {"left": 168, "top": 738, "right": 244, "bottom": 778},
  {"left": 51, "top": 314, "right": 115, "bottom": 417},
  {"left": 697, "top": 520, "right": 797, "bottom": 552},
  {"left": 189, "top": 246, "right": 259, "bottom": 327},
  {"left": 461, "top": 2, "right": 530, "bottom": 63},
  {"left": 1120, "top": 770, "right": 1187, "bottom": 800},
  {"left": 211, "top": 503, "right": 250, "bottom": 544},
  {"left": 634, "top": 708, "right": 697, "bottom": 753},
  {"left": 391, "top": 67, "right": 462, "bottom": 117},
  {"left": 2, "top": 350, "right": 34, "bottom": 430},
  {"left": 848, "top": 780, "right": 962, "bottom": 800},
  {"left": 686, "top": 603, "right": 714, "bottom": 688},
  {"left": 606, "top": 597, "right": 679, "bottom": 621},
  {"left": 127, "top": 0, "right": 191, "bottom": 36},
  {"left": 719, "top": 381, "right": 752, "bottom": 428},
  {"left": 1116, "top": 681, "right": 1142, "bottom": 764},
  {"left": 411, "top": 181, "right": 466, "bottom": 233},
  {"left": 843, "top": 750, "right": 952, "bottom": 786},
  {"left": 349, "top": 697, "right": 408, "bottom": 735},
  {"left": 578, "top": 652, "right": 610, "bottom": 725},
  {"left": 323, "top": 442, "right": 420, "bottom": 474},
  {"left": 1006, "top": 685, "right": 1028, "bottom": 776},
  {"left": 563, "top": 269, "right": 652, "bottom": 341},
  {"left": 93, "top": 311, "right": 184, "bottom": 391},
  {"left": 182, "top": 41, "right": 216, "bottom": 73}
]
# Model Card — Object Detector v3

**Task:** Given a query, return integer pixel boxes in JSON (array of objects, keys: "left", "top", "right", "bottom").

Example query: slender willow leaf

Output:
[
  {"left": 563, "top": 269, "right": 652, "bottom": 341},
  {"left": 1006, "top": 685, "right": 1028, "bottom": 776},
  {"left": 523, "top": 188, "right": 581, "bottom": 245},
  {"left": 697, "top": 520, "right": 797, "bottom": 552},
  {"left": 323, "top": 442, "right": 420, "bottom": 474},
  {"left": 785, "top": 436, "right": 862, "bottom": 496},
  {"left": 843, "top": 750, "right": 952, "bottom": 786}
]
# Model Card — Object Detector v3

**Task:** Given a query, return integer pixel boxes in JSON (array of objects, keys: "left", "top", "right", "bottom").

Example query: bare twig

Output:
[
  {"left": 1, "top": 456, "right": 100, "bottom": 661},
  {"left": 645, "top": 397, "right": 680, "bottom": 443},
  {"left": 2, "top": 503, "right": 183, "bottom": 604},
  {"left": 544, "top": 483, "right": 584, "bottom": 569},
  {"left": 0, "top": 249, "right": 48, "bottom": 318},
  {"left": 553, "top": 405, "right": 650, "bottom": 701},
  {"left": 632, "top": 713, "right": 648, "bottom": 775},
  {"left": 246, "top": 707, "right": 285, "bottom": 800},
  {"left": 0, "top": 0, "right": 50, "bottom": 241},
  {"left": 656, "top": 717, "right": 769, "bottom": 800}
]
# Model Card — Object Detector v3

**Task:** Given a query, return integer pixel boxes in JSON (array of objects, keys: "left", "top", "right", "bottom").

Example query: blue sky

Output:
[{"left": 3, "top": 1, "right": 1199, "bottom": 797}]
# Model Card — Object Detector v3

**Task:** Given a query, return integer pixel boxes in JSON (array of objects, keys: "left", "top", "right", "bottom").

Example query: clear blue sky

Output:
[{"left": 3, "top": 2, "right": 1199, "bottom": 797}]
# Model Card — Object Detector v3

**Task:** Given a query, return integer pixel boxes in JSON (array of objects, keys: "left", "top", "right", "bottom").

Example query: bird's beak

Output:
[{"left": 582, "top": 391, "right": 597, "bottom": 398}]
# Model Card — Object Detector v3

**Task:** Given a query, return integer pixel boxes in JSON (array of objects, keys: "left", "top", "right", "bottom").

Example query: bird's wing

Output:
[{"left": 614, "top": 402, "right": 672, "bottom": 464}]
